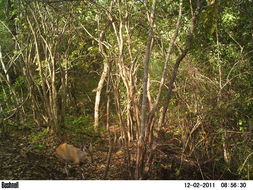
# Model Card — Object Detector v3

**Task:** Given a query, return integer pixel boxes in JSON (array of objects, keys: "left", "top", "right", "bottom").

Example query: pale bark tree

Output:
[
  {"left": 16, "top": 1, "right": 72, "bottom": 132},
  {"left": 94, "top": 59, "right": 109, "bottom": 127},
  {"left": 135, "top": 0, "right": 156, "bottom": 179}
]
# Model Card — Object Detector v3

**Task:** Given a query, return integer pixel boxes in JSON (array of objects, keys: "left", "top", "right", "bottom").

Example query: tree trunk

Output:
[
  {"left": 159, "top": 5, "right": 199, "bottom": 128},
  {"left": 135, "top": 0, "right": 156, "bottom": 180},
  {"left": 104, "top": 64, "right": 113, "bottom": 179},
  {"left": 94, "top": 58, "right": 109, "bottom": 127}
]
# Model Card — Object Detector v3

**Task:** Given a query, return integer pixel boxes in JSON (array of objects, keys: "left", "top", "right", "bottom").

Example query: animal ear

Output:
[
  {"left": 81, "top": 145, "right": 87, "bottom": 152},
  {"left": 88, "top": 143, "right": 93, "bottom": 152}
]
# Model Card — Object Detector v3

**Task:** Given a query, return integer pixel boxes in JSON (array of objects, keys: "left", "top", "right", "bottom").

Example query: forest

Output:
[{"left": 0, "top": 0, "right": 253, "bottom": 180}]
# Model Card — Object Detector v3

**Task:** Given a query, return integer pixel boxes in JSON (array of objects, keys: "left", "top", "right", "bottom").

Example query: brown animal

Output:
[{"left": 55, "top": 143, "right": 88, "bottom": 164}]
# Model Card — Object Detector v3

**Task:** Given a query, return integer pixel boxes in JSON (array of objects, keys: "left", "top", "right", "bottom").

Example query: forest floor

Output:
[
  {"left": 0, "top": 131, "right": 131, "bottom": 180},
  {"left": 0, "top": 131, "right": 177, "bottom": 180},
  {"left": 0, "top": 130, "right": 239, "bottom": 180}
]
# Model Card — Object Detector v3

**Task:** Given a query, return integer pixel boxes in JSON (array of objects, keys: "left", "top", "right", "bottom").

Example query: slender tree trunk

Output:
[
  {"left": 135, "top": 0, "right": 156, "bottom": 180},
  {"left": 159, "top": 5, "right": 199, "bottom": 128},
  {"left": 0, "top": 46, "right": 20, "bottom": 106},
  {"left": 147, "top": 0, "right": 183, "bottom": 132},
  {"left": 94, "top": 58, "right": 109, "bottom": 127},
  {"left": 58, "top": 64, "right": 68, "bottom": 128},
  {"left": 104, "top": 65, "right": 113, "bottom": 179}
]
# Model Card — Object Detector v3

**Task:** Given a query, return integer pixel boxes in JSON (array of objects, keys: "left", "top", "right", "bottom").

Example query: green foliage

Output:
[
  {"left": 65, "top": 115, "right": 92, "bottom": 130},
  {"left": 0, "top": 0, "right": 5, "bottom": 19},
  {"left": 28, "top": 129, "right": 49, "bottom": 152},
  {"left": 13, "top": 76, "right": 26, "bottom": 92},
  {"left": 1, "top": 0, "right": 253, "bottom": 180},
  {"left": 0, "top": 22, "right": 13, "bottom": 52},
  {"left": 222, "top": 7, "right": 239, "bottom": 29},
  {"left": 64, "top": 115, "right": 103, "bottom": 144}
]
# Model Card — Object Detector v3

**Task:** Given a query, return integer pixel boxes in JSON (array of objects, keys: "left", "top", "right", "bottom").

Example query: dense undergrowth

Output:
[{"left": 1, "top": 0, "right": 253, "bottom": 180}]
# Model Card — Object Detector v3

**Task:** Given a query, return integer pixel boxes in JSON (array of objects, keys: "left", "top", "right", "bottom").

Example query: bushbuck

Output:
[{"left": 55, "top": 143, "right": 89, "bottom": 165}]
